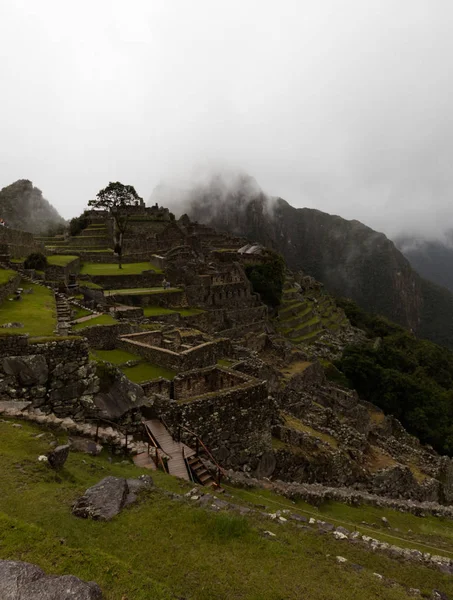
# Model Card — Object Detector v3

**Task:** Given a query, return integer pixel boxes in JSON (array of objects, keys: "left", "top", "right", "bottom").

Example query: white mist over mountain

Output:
[{"left": 1, "top": 1, "right": 453, "bottom": 241}]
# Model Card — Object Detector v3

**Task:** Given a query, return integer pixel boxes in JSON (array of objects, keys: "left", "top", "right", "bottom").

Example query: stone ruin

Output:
[{"left": 1, "top": 207, "right": 453, "bottom": 509}]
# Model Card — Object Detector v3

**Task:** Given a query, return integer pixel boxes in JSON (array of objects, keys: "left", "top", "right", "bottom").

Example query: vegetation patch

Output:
[
  {"left": 245, "top": 250, "right": 285, "bottom": 307},
  {"left": 0, "top": 282, "right": 56, "bottom": 336},
  {"left": 282, "top": 413, "right": 339, "bottom": 448},
  {"left": 0, "top": 268, "right": 18, "bottom": 285},
  {"left": 121, "top": 362, "right": 176, "bottom": 382},
  {"left": 47, "top": 255, "right": 79, "bottom": 266},
  {"left": 105, "top": 287, "right": 181, "bottom": 296},
  {"left": 80, "top": 262, "right": 162, "bottom": 275},
  {"left": 1, "top": 420, "right": 453, "bottom": 599},
  {"left": 72, "top": 315, "right": 117, "bottom": 330}
]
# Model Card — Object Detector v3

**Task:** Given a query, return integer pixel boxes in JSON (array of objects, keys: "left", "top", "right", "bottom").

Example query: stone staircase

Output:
[{"left": 55, "top": 293, "right": 72, "bottom": 335}]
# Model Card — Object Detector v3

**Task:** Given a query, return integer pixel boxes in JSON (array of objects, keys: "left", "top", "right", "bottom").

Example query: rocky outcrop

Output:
[
  {"left": 0, "top": 560, "right": 102, "bottom": 599},
  {"left": 72, "top": 475, "right": 153, "bottom": 521}
]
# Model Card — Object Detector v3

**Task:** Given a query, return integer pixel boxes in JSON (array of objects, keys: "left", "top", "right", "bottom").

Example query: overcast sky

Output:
[{"left": 1, "top": 0, "right": 452, "bottom": 239}]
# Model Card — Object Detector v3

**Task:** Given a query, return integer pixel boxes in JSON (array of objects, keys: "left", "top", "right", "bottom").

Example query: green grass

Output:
[
  {"left": 92, "top": 349, "right": 141, "bottom": 365},
  {"left": 1, "top": 419, "right": 453, "bottom": 600},
  {"left": 72, "top": 315, "right": 117, "bottom": 330},
  {"left": 105, "top": 287, "right": 181, "bottom": 296},
  {"left": 0, "top": 282, "right": 56, "bottom": 336},
  {"left": 46, "top": 255, "right": 79, "bottom": 266},
  {"left": 73, "top": 306, "right": 92, "bottom": 319},
  {"left": 0, "top": 268, "right": 18, "bottom": 285},
  {"left": 80, "top": 262, "right": 162, "bottom": 275},
  {"left": 178, "top": 308, "right": 206, "bottom": 317},
  {"left": 80, "top": 281, "right": 103, "bottom": 290},
  {"left": 121, "top": 362, "right": 176, "bottom": 382},
  {"left": 217, "top": 358, "right": 237, "bottom": 368}
]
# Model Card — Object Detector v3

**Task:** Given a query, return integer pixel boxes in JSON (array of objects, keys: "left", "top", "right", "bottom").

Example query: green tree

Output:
[
  {"left": 245, "top": 251, "right": 285, "bottom": 307},
  {"left": 88, "top": 182, "right": 142, "bottom": 269}
]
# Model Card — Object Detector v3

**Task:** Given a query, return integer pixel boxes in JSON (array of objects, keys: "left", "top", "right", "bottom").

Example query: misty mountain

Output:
[
  {"left": 0, "top": 180, "right": 65, "bottom": 234},
  {"left": 396, "top": 234, "right": 453, "bottom": 294},
  {"left": 156, "top": 173, "right": 453, "bottom": 349}
]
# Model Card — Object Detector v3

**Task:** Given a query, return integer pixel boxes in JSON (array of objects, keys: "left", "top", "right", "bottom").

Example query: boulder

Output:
[
  {"left": 47, "top": 444, "right": 70, "bottom": 470},
  {"left": 73, "top": 476, "right": 153, "bottom": 520},
  {"left": 3, "top": 355, "right": 48, "bottom": 386},
  {"left": 94, "top": 372, "right": 148, "bottom": 420},
  {"left": 69, "top": 436, "right": 102, "bottom": 456},
  {"left": 73, "top": 476, "right": 129, "bottom": 520},
  {"left": 0, "top": 560, "right": 102, "bottom": 599}
]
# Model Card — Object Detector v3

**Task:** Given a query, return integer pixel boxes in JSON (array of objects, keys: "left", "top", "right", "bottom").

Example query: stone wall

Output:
[
  {"left": 173, "top": 367, "right": 250, "bottom": 401},
  {"left": 45, "top": 257, "right": 80, "bottom": 284},
  {"left": 0, "top": 227, "right": 43, "bottom": 259},
  {"left": 118, "top": 332, "right": 231, "bottom": 371},
  {"left": 0, "top": 273, "right": 21, "bottom": 305},
  {"left": 80, "top": 323, "right": 141, "bottom": 350},
  {"left": 0, "top": 335, "right": 99, "bottom": 419},
  {"left": 110, "top": 289, "right": 185, "bottom": 308},
  {"left": 151, "top": 374, "right": 273, "bottom": 470}
]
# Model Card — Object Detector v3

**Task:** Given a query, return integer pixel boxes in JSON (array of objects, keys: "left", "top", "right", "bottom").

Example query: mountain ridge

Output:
[
  {"left": 156, "top": 174, "right": 453, "bottom": 348},
  {"left": 0, "top": 179, "right": 65, "bottom": 234}
]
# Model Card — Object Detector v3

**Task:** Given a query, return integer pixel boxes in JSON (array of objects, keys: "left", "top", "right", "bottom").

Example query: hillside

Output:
[
  {"left": 168, "top": 174, "right": 453, "bottom": 349},
  {"left": 0, "top": 179, "right": 65, "bottom": 234},
  {"left": 397, "top": 233, "right": 453, "bottom": 293}
]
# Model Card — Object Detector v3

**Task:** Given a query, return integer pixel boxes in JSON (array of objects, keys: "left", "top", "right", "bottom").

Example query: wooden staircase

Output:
[
  {"left": 140, "top": 419, "right": 219, "bottom": 487},
  {"left": 186, "top": 455, "right": 216, "bottom": 487}
]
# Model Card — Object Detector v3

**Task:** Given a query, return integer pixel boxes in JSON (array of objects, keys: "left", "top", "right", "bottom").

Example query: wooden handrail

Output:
[
  {"left": 143, "top": 422, "right": 168, "bottom": 473},
  {"left": 178, "top": 423, "right": 227, "bottom": 478}
]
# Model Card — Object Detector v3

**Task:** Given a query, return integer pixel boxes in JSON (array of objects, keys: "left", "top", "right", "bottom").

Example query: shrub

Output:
[
  {"left": 24, "top": 252, "right": 48, "bottom": 271},
  {"left": 69, "top": 212, "right": 89, "bottom": 237},
  {"left": 245, "top": 251, "right": 285, "bottom": 307}
]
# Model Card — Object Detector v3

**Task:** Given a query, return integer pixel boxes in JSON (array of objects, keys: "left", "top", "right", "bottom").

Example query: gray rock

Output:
[
  {"left": 72, "top": 476, "right": 128, "bottom": 521},
  {"left": 69, "top": 437, "right": 102, "bottom": 456},
  {"left": 124, "top": 475, "right": 154, "bottom": 507},
  {"left": 0, "top": 560, "right": 102, "bottom": 599},
  {"left": 3, "top": 355, "right": 48, "bottom": 386},
  {"left": 47, "top": 444, "right": 70, "bottom": 470}
]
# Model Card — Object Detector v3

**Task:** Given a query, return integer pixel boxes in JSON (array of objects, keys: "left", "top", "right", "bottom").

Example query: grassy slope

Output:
[
  {"left": 80, "top": 263, "right": 162, "bottom": 275},
  {"left": 72, "top": 315, "right": 117, "bottom": 330},
  {"left": 1, "top": 419, "right": 452, "bottom": 600},
  {"left": 0, "top": 282, "right": 56, "bottom": 336},
  {"left": 47, "top": 255, "right": 79, "bottom": 266},
  {"left": 0, "top": 268, "right": 18, "bottom": 284}
]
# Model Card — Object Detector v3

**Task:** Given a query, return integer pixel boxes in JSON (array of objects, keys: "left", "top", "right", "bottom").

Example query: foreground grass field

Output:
[
  {"left": 0, "top": 419, "right": 451, "bottom": 600},
  {"left": 0, "top": 282, "right": 56, "bottom": 336}
]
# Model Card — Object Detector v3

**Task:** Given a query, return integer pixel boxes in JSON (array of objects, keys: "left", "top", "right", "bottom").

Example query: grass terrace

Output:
[
  {"left": 1, "top": 419, "right": 453, "bottom": 600},
  {"left": 105, "top": 287, "right": 182, "bottom": 296},
  {"left": 0, "top": 282, "right": 56, "bottom": 336},
  {"left": 46, "top": 255, "right": 79, "bottom": 267},
  {"left": 80, "top": 262, "right": 162, "bottom": 275},
  {"left": 142, "top": 306, "right": 206, "bottom": 318},
  {"left": 72, "top": 315, "right": 117, "bottom": 330},
  {"left": 121, "top": 362, "right": 176, "bottom": 382}
]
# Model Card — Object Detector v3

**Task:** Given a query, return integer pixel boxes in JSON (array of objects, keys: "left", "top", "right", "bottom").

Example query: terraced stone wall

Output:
[
  {"left": 0, "top": 227, "right": 44, "bottom": 259},
  {"left": 45, "top": 257, "right": 80, "bottom": 284},
  {"left": 80, "top": 323, "right": 141, "bottom": 350},
  {"left": 0, "top": 273, "right": 21, "bottom": 305},
  {"left": 0, "top": 335, "right": 99, "bottom": 419},
  {"left": 151, "top": 373, "right": 272, "bottom": 470}
]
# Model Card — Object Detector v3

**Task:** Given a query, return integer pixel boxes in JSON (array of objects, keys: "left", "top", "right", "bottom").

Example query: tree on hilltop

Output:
[{"left": 88, "top": 182, "right": 142, "bottom": 269}]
